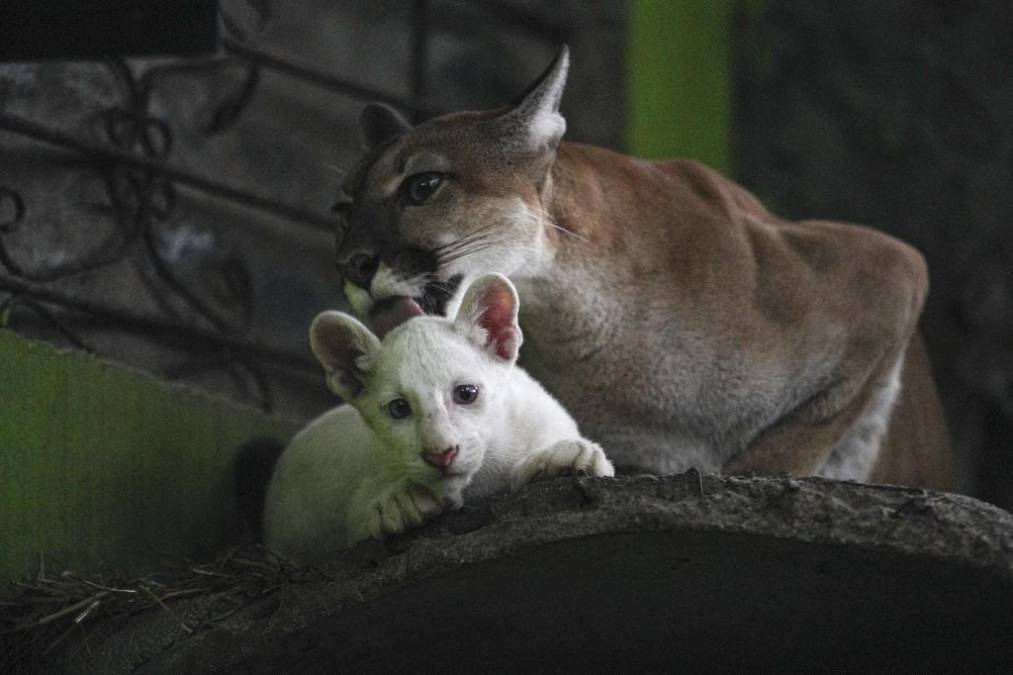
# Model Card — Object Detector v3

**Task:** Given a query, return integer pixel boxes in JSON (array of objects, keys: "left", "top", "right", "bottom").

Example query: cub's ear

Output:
[
  {"left": 488, "top": 45, "right": 569, "bottom": 154},
  {"left": 453, "top": 274, "right": 523, "bottom": 364},
  {"left": 360, "top": 102, "right": 412, "bottom": 150},
  {"left": 309, "top": 311, "right": 381, "bottom": 400}
]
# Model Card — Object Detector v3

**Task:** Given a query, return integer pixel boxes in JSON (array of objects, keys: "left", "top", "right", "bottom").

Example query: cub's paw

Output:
[
  {"left": 367, "top": 483, "right": 443, "bottom": 540},
  {"left": 510, "top": 439, "right": 615, "bottom": 491}
]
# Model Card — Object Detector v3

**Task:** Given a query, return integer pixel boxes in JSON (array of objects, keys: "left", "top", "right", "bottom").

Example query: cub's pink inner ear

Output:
[{"left": 476, "top": 284, "right": 520, "bottom": 361}]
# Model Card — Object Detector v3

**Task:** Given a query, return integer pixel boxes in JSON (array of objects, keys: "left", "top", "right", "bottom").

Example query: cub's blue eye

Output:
[
  {"left": 387, "top": 398, "right": 412, "bottom": 419},
  {"left": 405, "top": 172, "right": 443, "bottom": 205},
  {"left": 453, "top": 384, "right": 479, "bottom": 405}
]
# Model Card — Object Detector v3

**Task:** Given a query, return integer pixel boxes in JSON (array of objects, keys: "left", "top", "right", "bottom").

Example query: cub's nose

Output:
[
  {"left": 345, "top": 253, "right": 379, "bottom": 288},
  {"left": 423, "top": 446, "right": 459, "bottom": 470}
]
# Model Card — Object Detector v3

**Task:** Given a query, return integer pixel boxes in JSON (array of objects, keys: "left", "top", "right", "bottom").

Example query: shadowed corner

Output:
[{"left": 234, "top": 438, "right": 285, "bottom": 543}]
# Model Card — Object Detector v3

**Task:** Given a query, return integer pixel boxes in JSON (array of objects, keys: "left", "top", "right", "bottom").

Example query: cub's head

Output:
[
  {"left": 333, "top": 47, "right": 569, "bottom": 337},
  {"left": 310, "top": 274, "right": 523, "bottom": 497}
]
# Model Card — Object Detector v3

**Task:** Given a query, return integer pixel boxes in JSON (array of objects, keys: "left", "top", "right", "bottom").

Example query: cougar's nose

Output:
[
  {"left": 345, "top": 253, "right": 379, "bottom": 288},
  {"left": 423, "top": 446, "right": 458, "bottom": 470}
]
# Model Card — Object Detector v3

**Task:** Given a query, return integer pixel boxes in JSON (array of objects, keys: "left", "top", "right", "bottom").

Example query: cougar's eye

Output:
[
  {"left": 387, "top": 398, "right": 412, "bottom": 419},
  {"left": 405, "top": 172, "right": 443, "bottom": 205},
  {"left": 453, "top": 384, "right": 479, "bottom": 405}
]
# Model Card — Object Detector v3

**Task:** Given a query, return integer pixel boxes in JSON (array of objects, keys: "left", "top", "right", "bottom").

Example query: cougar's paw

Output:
[
  {"left": 510, "top": 439, "right": 615, "bottom": 491},
  {"left": 367, "top": 483, "right": 443, "bottom": 540}
]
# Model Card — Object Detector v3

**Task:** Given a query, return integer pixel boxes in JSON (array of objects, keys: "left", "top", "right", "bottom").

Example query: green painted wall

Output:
[
  {"left": 628, "top": 0, "right": 734, "bottom": 173},
  {"left": 0, "top": 330, "right": 299, "bottom": 579}
]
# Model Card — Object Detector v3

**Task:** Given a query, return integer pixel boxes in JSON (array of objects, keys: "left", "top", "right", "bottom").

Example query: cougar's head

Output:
[{"left": 333, "top": 47, "right": 569, "bottom": 337}]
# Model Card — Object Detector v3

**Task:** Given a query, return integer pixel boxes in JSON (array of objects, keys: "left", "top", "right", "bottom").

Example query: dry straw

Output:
[{"left": 0, "top": 546, "right": 332, "bottom": 671}]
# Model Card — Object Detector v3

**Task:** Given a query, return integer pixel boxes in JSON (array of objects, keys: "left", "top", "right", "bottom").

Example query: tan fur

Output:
[
  {"left": 870, "top": 333, "right": 954, "bottom": 490},
  {"left": 537, "top": 145, "right": 952, "bottom": 489},
  {"left": 337, "top": 50, "right": 954, "bottom": 491}
]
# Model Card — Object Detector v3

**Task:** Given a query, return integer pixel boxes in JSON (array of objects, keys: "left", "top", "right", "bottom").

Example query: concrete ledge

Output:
[{"left": 51, "top": 474, "right": 1013, "bottom": 672}]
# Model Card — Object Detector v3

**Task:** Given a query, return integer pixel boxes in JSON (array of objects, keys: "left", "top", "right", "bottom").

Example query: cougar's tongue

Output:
[{"left": 370, "top": 296, "right": 425, "bottom": 338}]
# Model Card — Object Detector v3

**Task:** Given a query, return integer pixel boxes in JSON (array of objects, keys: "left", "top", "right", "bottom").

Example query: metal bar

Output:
[
  {"left": 0, "top": 295, "right": 94, "bottom": 352},
  {"left": 0, "top": 111, "right": 336, "bottom": 232},
  {"left": 222, "top": 37, "right": 441, "bottom": 119},
  {"left": 0, "top": 275, "right": 319, "bottom": 373}
]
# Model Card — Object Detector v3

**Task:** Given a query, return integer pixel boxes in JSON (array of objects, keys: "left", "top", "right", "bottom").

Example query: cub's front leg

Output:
[
  {"left": 367, "top": 482, "right": 444, "bottom": 540},
  {"left": 510, "top": 439, "right": 615, "bottom": 491}
]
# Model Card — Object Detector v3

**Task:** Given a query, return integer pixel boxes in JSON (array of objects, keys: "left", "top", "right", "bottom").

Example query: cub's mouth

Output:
[{"left": 368, "top": 274, "right": 463, "bottom": 338}]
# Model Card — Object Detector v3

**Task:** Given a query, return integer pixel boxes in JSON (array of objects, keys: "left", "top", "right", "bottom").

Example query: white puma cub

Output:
[{"left": 262, "top": 274, "right": 613, "bottom": 560}]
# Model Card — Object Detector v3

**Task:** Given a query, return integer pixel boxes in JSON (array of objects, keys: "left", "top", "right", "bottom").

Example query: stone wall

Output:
[{"left": 0, "top": 0, "right": 626, "bottom": 421}]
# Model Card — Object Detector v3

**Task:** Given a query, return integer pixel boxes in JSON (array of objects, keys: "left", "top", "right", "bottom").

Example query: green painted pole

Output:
[
  {"left": 0, "top": 331, "right": 299, "bottom": 579},
  {"left": 628, "top": 0, "right": 734, "bottom": 173}
]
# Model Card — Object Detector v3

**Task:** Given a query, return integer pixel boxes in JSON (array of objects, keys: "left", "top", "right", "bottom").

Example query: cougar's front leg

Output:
[
  {"left": 725, "top": 346, "right": 904, "bottom": 477},
  {"left": 510, "top": 439, "right": 616, "bottom": 491}
]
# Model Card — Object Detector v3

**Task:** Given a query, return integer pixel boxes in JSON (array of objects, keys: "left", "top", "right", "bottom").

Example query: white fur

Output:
[
  {"left": 818, "top": 354, "right": 904, "bottom": 481},
  {"left": 343, "top": 278, "right": 373, "bottom": 317},
  {"left": 370, "top": 262, "right": 425, "bottom": 299},
  {"left": 527, "top": 111, "right": 567, "bottom": 151},
  {"left": 263, "top": 275, "right": 613, "bottom": 561}
]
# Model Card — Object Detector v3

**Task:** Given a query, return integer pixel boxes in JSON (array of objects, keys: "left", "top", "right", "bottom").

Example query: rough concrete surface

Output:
[{"left": 51, "top": 474, "right": 1013, "bottom": 672}]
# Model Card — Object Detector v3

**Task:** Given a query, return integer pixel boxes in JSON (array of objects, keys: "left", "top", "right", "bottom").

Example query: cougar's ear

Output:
[
  {"left": 488, "top": 45, "right": 569, "bottom": 154},
  {"left": 360, "top": 103, "right": 412, "bottom": 150},
  {"left": 309, "top": 311, "right": 381, "bottom": 400},
  {"left": 453, "top": 274, "right": 523, "bottom": 364}
]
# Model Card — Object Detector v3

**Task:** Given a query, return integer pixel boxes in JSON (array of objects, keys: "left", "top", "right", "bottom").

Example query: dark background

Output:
[{"left": 735, "top": 1, "right": 1013, "bottom": 508}]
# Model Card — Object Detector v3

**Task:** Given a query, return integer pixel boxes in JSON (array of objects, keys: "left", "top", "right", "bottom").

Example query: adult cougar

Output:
[{"left": 330, "top": 47, "right": 953, "bottom": 490}]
